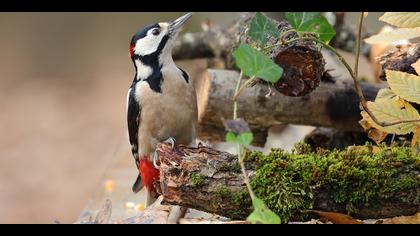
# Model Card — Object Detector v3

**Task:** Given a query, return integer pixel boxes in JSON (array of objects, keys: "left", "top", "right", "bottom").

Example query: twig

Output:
[
  {"left": 238, "top": 145, "right": 255, "bottom": 200},
  {"left": 231, "top": 70, "right": 256, "bottom": 201},
  {"left": 233, "top": 76, "right": 256, "bottom": 102},
  {"left": 233, "top": 70, "right": 243, "bottom": 120},
  {"left": 354, "top": 12, "right": 363, "bottom": 80}
]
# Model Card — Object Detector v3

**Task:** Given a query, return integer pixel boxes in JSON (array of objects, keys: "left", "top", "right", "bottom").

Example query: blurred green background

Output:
[{"left": 0, "top": 12, "right": 384, "bottom": 223}]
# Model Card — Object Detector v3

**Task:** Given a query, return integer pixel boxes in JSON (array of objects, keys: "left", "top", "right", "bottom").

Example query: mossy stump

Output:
[{"left": 155, "top": 143, "right": 420, "bottom": 223}]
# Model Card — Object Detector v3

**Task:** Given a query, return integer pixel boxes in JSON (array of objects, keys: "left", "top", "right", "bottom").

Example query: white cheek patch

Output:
[
  {"left": 134, "top": 30, "right": 166, "bottom": 56},
  {"left": 135, "top": 60, "right": 153, "bottom": 79}
]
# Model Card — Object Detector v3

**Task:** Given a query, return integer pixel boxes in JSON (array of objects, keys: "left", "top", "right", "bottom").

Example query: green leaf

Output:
[
  {"left": 286, "top": 12, "right": 321, "bottom": 30},
  {"left": 233, "top": 44, "right": 283, "bottom": 83},
  {"left": 226, "top": 131, "right": 253, "bottom": 146},
  {"left": 237, "top": 132, "right": 254, "bottom": 146},
  {"left": 248, "top": 12, "right": 280, "bottom": 46},
  {"left": 386, "top": 70, "right": 420, "bottom": 104},
  {"left": 379, "top": 12, "right": 420, "bottom": 28},
  {"left": 225, "top": 131, "right": 237, "bottom": 143},
  {"left": 247, "top": 197, "right": 281, "bottom": 224},
  {"left": 286, "top": 12, "right": 336, "bottom": 43}
]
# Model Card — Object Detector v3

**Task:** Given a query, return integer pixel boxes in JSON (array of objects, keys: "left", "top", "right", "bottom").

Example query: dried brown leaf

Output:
[{"left": 309, "top": 210, "right": 363, "bottom": 224}]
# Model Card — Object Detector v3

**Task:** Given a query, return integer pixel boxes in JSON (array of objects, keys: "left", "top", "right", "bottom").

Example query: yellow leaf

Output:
[
  {"left": 368, "top": 128, "right": 388, "bottom": 144},
  {"left": 359, "top": 118, "right": 372, "bottom": 130},
  {"left": 364, "top": 27, "right": 420, "bottom": 44},
  {"left": 411, "top": 59, "right": 420, "bottom": 75},
  {"left": 386, "top": 70, "right": 420, "bottom": 104},
  {"left": 412, "top": 127, "right": 420, "bottom": 154},
  {"left": 379, "top": 12, "right": 420, "bottom": 28},
  {"left": 361, "top": 98, "right": 420, "bottom": 135},
  {"left": 375, "top": 88, "right": 397, "bottom": 101}
]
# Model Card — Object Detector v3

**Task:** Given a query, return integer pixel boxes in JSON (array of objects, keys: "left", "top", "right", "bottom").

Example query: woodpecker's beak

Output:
[{"left": 169, "top": 12, "right": 192, "bottom": 37}]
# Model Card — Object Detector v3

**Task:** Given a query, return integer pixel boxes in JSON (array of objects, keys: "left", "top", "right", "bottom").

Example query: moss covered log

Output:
[{"left": 155, "top": 143, "right": 420, "bottom": 223}]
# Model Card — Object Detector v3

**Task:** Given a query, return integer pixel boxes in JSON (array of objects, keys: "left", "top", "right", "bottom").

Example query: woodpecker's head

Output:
[{"left": 129, "top": 12, "right": 192, "bottom": 67}]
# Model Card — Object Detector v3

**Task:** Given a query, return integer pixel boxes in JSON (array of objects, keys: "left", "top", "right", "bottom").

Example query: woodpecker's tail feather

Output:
[{"left": 132, "top": 174, "right": 142, "bottom": 193}]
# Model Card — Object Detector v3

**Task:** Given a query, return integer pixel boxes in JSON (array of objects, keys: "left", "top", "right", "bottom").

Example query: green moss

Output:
[
  {"left": 247, "top": 142, "right": 420, "bottom": 223},
  {"left": 213, "top": 185, "right": 252, "bottom": 218},
  {"left": 191, "top": 172, "right": 206, "bottom": 187},
  {"left": 215, "top": 185, "right": 233, "bottom": 199}
]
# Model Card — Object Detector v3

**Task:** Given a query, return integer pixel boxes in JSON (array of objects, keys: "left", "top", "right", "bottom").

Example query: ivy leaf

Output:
[
  {"left": 237, "top": 132, "right": 254, "bottom": 146},
  {"left": 286, "top": 12, "right": 336, "bottom": 43},
  {"left": 379, "top": 12, "right": 420, "bottom": 28},
  {"left": 248, "top": 12, "right": 280, "bottom": 46},
  {"left": 364, "top": 27, "right": 420, "bottom": 44},
  {"left": 226, "top": 131, "right": 238, "bottom": 143},
  {"left": 225, "top": 131, "right": 254, "bottom": 146},
  {"left": 361, "top": 98, "right": 420, "bottom": 135},
  {"left": 247, "top": 197, "right": 281, "bottom": 224},
  {"left": 224, "top": 119, "right": 253, "bottom": 146},
  {"left": 386, "top": 70, "right": 420, "bottom": 104},
  {"left": 286, "top": 12, "right": 321, "bottom": 30},
  {"left": 233, "top": 44, "right": 283, "bottom": 83},
  {"left": 411, "top": 59, "right": 420, "bottom": 75}
]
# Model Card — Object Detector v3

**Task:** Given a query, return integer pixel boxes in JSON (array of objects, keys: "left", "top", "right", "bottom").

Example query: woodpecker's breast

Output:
[{"left": 135, "top": 65, "right": 197, "bottom": 156}]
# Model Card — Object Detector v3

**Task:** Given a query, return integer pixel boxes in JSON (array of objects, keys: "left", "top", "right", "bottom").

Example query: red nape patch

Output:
[
  {"left": 129, "top": 44, "right": 135, "bottom": 58},
  {"left": 139, "top": 158, "right": 160, "bottom": 193}
]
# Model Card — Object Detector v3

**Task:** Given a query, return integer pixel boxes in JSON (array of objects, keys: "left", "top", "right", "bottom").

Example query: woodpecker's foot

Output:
[
  {"left": 152, "top": 151, "right": 160, "bottom": 169},
  {"left": 163, "top": 137, "right": 176, "bottom": 149}
]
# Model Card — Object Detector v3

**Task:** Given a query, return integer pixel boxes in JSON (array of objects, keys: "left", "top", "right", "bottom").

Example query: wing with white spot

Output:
[{"left": 127, "top": 86, "right": 141, "bottom": 168}]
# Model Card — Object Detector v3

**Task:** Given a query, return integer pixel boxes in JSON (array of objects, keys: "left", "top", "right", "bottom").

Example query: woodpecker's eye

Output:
[{"left": 152, "top": 28, "right": 160, "bottom": 36}]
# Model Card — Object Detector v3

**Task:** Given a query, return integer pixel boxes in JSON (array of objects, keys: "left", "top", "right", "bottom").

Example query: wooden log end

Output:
[{"left": 272, "top": 43, "right": 325, "bottom": 97}]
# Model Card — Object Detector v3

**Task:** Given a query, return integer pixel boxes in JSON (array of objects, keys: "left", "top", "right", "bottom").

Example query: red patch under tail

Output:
[{"left": 139, "top": 158, "right": 160, "bottom": 194}]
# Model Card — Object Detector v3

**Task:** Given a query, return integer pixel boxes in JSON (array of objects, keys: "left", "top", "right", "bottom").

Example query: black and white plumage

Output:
[{"left": 126, "top": 13, "right": 197, "bottom": 205}]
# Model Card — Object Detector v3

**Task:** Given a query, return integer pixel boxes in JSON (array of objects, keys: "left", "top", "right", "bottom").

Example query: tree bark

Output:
[
  {"left": 155, "top": 143, "right": 419, "bottom": 220},
  {"left": 195, "top": 69, "right": 385, "bottom": 146},
  {"left": 379, "top": 43, "right": 420, "bottom": 80}
]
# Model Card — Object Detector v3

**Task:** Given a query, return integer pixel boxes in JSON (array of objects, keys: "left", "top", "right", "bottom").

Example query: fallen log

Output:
[
  {"left": 155, "top": 143, "right": 420, "bottom": 222},
  {"left": 196, "top": 69, "right": 384, "bottom": 145}
]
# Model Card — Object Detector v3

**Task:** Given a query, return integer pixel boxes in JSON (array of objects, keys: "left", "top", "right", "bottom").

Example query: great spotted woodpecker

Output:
[{"left": 127, "top": 13, "right": 198, "bottom": 206}]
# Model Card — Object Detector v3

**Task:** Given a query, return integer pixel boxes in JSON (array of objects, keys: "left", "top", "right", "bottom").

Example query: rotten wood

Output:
[
  {"left": 155, "top": 143, "right": 252, "bottom": 219},
  {"left": 155, "top": 143, "right": 419, "bottom": 220},
  {"left": 379, "top": 43, "right": 420, "bottom": 80}
]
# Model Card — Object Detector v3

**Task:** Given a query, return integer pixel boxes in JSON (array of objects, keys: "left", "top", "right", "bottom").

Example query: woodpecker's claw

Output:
[
  {"left": 152, "top": 151, "right": 160, "bottom": 169},
  {"left": 164, "top": 137, "right": 176, "bottom": 149}
]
